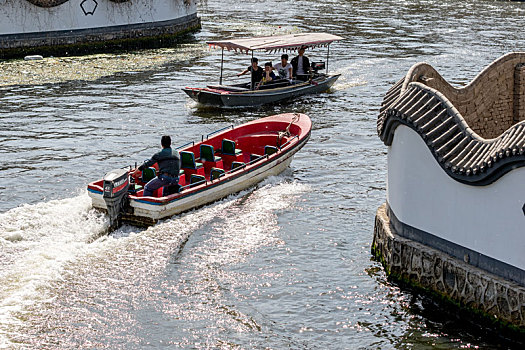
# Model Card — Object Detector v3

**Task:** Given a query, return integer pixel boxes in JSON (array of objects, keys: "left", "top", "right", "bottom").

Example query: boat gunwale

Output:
[
  {"left": 183, "top": 74, "right": 340, "bottom": 96},
  {"left": 87, "top": 113, "right": 311, "bottom": 208}
]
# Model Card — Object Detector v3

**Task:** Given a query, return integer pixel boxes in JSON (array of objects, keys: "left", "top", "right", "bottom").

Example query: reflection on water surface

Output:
[{"left": 1, "top": 0, "right": 525, "bottom": 348}]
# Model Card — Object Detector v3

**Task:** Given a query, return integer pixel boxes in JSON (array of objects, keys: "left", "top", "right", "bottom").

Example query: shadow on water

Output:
[
  {"left": 187, "top": 88, "right": 337, "bottom": 124},
  {"left": 366, "top": 263, "right": 525, "bottom": 349}
]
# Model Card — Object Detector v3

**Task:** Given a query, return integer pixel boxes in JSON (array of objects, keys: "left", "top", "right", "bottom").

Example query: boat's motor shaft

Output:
[{"left": 102, "top": 168, "right": 130, "bottom": 230}]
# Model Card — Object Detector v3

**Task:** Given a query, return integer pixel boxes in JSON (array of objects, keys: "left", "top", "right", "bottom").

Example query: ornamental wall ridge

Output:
[{"left": 377, "top": 54, "right": 525, "bottom": 186}]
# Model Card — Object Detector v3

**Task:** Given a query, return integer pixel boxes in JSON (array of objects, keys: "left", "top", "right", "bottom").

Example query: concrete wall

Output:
[
  {"left": 402, "top": 53, "right": 525, "bottom": 139},
  {"left": 0, "top": 0, "right": 197, "bottom": 34},
  {"left": 373, "top": 203, "right": 525, "bottom": 330},
  {"left": 387, "top": 125, "right": 525, "bottom": 271}
]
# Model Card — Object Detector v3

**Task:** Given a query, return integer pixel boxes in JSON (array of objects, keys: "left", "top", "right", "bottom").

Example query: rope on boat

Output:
[{"left": 277, "top": 113, "right": 300, "bottom": 147}]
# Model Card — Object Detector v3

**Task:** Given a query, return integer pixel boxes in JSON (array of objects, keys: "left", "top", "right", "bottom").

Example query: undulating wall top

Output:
[{"left": 378, "top": 53, "right": 525, "bottom": 186}]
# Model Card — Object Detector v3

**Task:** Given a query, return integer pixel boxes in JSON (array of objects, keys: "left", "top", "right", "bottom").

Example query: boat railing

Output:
[
  {"left": 179, "top": 178, "right": 207, "bottom": 192},
  {"left": 177, "top": 151, "right": 275, "bottom": 192},
  {"left": 279, "top": 135, "right": 299, "bottom": 150},
  {"left": 206, "top": 125, "right": 234, "bottom": 140},
  {"left": 176, "top": 141, "right": 195, "bottom": 150}
]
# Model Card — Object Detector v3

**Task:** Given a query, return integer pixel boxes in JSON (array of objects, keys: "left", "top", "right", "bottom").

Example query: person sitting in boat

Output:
[
  {"left": 259, "top": 62, "right": 277, "bottom": 87},
  {"left": 291, "top": 46, "right": 312, "bottom": 81},
  {"left": 138, "top": 135, "right": 181, "bottom": 197},
  {"left": 237, "top": 57, "right": 263, "bottom": 90},
  {"left": 273, "top": 54, "right": 293, "bottom": 80}
]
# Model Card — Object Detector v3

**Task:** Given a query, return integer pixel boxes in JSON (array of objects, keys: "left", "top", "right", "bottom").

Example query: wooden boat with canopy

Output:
[
  {"left": 87, "top": 113, "right": 311, "bottom": 228},
  {"left": 182, "top": 33, "right": 343, "bottom": 107}
]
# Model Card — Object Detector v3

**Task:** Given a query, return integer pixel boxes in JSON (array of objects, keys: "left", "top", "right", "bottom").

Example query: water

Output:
[{"left": 1, "top": 0, "right": 525, "bottom": 348}]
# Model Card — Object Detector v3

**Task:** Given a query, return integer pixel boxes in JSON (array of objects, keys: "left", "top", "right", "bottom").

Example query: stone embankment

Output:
[{"left": 373, "top": 203, "right": 525, "bottom": 331}]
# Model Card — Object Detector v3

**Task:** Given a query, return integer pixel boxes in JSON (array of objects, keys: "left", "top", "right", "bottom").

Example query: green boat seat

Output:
[
  {"left": 141, "top": 167, "right": 156, "bottom": 182},
  {"left": 210, "top": 167, "right": 225, "bottom": 180},
  {"left": 231, "top": 161, "right": 245, "bottom": 171},
  {"left": 222, "top": 139, "right": 242, "bottom": 156},
  {"left": 189, "top": 174, "right": 206, "bottom": 187},
  {"left": 200, "top": 144, "right": 222, "bottom": 162},
  {"left": 264, "top": 146, "right": 278, "bottom": 155},
  {"left": 250, "top": 153, "right": 263, "bottom": 162},
  {"left": 128, "top": 184, "right": 143, "bottom": 194},
  {"left": 181, "top": 151, "right": 203, "bottom": 170}
]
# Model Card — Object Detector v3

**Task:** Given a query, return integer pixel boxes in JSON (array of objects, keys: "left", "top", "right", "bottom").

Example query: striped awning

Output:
[{"left": 207, "top": 33, "right": 343, "bottom": 53}]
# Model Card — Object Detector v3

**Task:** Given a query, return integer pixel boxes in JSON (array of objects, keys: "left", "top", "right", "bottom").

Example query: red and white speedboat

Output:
[{"left": 87, "top": 113, "right": 311, "bottom": 228}]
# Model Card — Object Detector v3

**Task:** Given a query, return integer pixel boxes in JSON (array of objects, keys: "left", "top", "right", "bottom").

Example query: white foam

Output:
[
  {"left": 0, "top": 178, "right": 309, "bottom": 346},
  {"left": 0, "top": 192, "right": 107, "bottom": 346}
]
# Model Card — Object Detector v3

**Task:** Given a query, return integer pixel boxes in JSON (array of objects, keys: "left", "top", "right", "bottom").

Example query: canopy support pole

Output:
[
  {"left": 326, "top": 44, "right": 330, "bottom": 74},
  {"left": 251, "top": 50, "right": 254, "bottom": 90},
  {"left": 219, "top": 47, "right": 224, "bottom": 85}
]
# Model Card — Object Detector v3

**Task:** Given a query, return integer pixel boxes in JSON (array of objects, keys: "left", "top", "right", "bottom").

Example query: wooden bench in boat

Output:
[{"left": 207, "top": 85, "right": 249, "bottom": 92}]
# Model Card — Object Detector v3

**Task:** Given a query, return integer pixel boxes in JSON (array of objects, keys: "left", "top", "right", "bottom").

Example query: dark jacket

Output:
[
  {"left": 143, "top": 147, "right": 181, "bottom": 177},
  {"left": 249, "top": 65, "right": 263, "bottom": 90},
  {"left": 291, "top": 55, "right": 311, "bottom": 77}
]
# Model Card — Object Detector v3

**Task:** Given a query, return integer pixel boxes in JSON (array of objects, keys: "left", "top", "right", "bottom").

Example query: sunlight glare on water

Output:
[
  {"left": 2, "top": 0, "right": 525, "bottom": 347},
  {"left": 4, "top": 178, "right": 308, "bottom": 348}
]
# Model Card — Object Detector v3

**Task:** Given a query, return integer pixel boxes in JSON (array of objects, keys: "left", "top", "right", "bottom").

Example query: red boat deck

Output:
[{"left": 88, "top": 113, "right": 310, "bottom": 200}]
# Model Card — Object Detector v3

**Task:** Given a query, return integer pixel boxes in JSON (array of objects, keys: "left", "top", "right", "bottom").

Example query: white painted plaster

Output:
[
  {"left": 0, "top": 0, "right": 196, "bottom": 34},
  {"left": 387, "top": 125, "right": 525, "bottom": 270}
]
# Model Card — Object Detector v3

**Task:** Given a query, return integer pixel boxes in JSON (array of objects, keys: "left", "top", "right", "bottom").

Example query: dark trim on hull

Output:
[
  {"left": 387, "top": 202, "right": 525, "bottom": 287},
  {"left": 0, "top": 14, "right": 201, "bottom": 59},
  {"left": 125, "top": 130, "right": 310, "bottom": 225},
  {"left": 185, "top": 74, "right": 340, "bottom": 107}
]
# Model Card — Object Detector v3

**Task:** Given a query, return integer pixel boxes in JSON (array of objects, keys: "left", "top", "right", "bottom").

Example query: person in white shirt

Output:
[{"left": 273, "top": 54, "right": 293, "bottom": 80}]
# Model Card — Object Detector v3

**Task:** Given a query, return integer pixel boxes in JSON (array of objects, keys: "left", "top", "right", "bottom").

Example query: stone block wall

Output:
[
  {"left": 402, "top": 53, "right": 525, "bottom": 139},
  {"left": 514, "top": 64, "right": 525, "bottom": 124},
  {"left": 373, "top": 203, "right": 525, "bottom": 331}
]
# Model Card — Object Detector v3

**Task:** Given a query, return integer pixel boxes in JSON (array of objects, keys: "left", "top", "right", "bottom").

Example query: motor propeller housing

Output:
[
  {"left": 311, "top": 61, "right": 325, "bottom": 73},
  {"left": 102, "top": 168, "right": 130, "bottom": 230}
]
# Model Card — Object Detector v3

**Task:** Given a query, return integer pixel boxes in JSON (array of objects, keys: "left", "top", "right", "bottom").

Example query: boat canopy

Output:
[{"left": 207, "top": 32, "right": 343, "bottom": 53}]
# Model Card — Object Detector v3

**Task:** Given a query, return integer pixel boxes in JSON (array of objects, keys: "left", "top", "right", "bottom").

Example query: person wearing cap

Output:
[
  {"left": 273, "top": 54, "right": 293, "bottom": 80},
  {"left": 138, "top": 135, "right": 181, "bottom": 197},
  {"left": 291, "top": 46, "right": 312, "bottom": 81},
  {"left": 237, "top": 57, "right": 263, "bottom": 90}
]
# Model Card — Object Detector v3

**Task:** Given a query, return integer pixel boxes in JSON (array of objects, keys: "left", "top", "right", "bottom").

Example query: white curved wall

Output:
[
  {"left": 0, "top": 0, "right": 196, "bottom": 34},
  {"left": 388, "top": 125, "right": 525, "bottom": 270}
]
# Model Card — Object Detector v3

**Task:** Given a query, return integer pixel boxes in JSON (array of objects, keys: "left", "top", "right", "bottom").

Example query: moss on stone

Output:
[{"left": 372, "top": 204, "right": 525, "bottom": 336}]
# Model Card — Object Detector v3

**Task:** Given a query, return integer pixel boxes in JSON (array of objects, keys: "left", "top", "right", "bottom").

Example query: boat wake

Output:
[
  {"left": 0, "top": 175, "right": 309, "bottom": 348},
  {"left": 0, "top": 194, "right": 107, "bottom": 347},
  {"left": 332, "top": 63, "right": 368, "bottom": 92}
]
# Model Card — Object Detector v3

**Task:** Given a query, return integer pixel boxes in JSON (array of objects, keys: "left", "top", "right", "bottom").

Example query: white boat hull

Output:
[{"left": 88, "top": 127, "right": 308, "bottom": 225}]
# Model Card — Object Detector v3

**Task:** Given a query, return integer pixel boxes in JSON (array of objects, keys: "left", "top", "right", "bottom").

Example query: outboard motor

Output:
[
  {"left": 311, "top": 61, "right": 325, "bottom": 73},
  {"left": 103, "top": 168, "right": 130, "bottom": 230}
]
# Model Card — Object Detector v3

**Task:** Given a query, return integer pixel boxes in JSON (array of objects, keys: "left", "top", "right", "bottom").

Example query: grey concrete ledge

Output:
[
  {"left": 373, "top": 202, "right": 525, "bottom": 331},
  {"left": 0, "top": 15, "right": 201, "bottom": 59}
]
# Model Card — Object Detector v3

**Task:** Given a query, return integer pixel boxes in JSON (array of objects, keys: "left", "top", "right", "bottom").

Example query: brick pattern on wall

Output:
[
  {"left": 396, "top": 53, "right": 525, "bottom": 139},
  {"left": 377, "top": 53, "right": 525, "bottom": 186}
]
